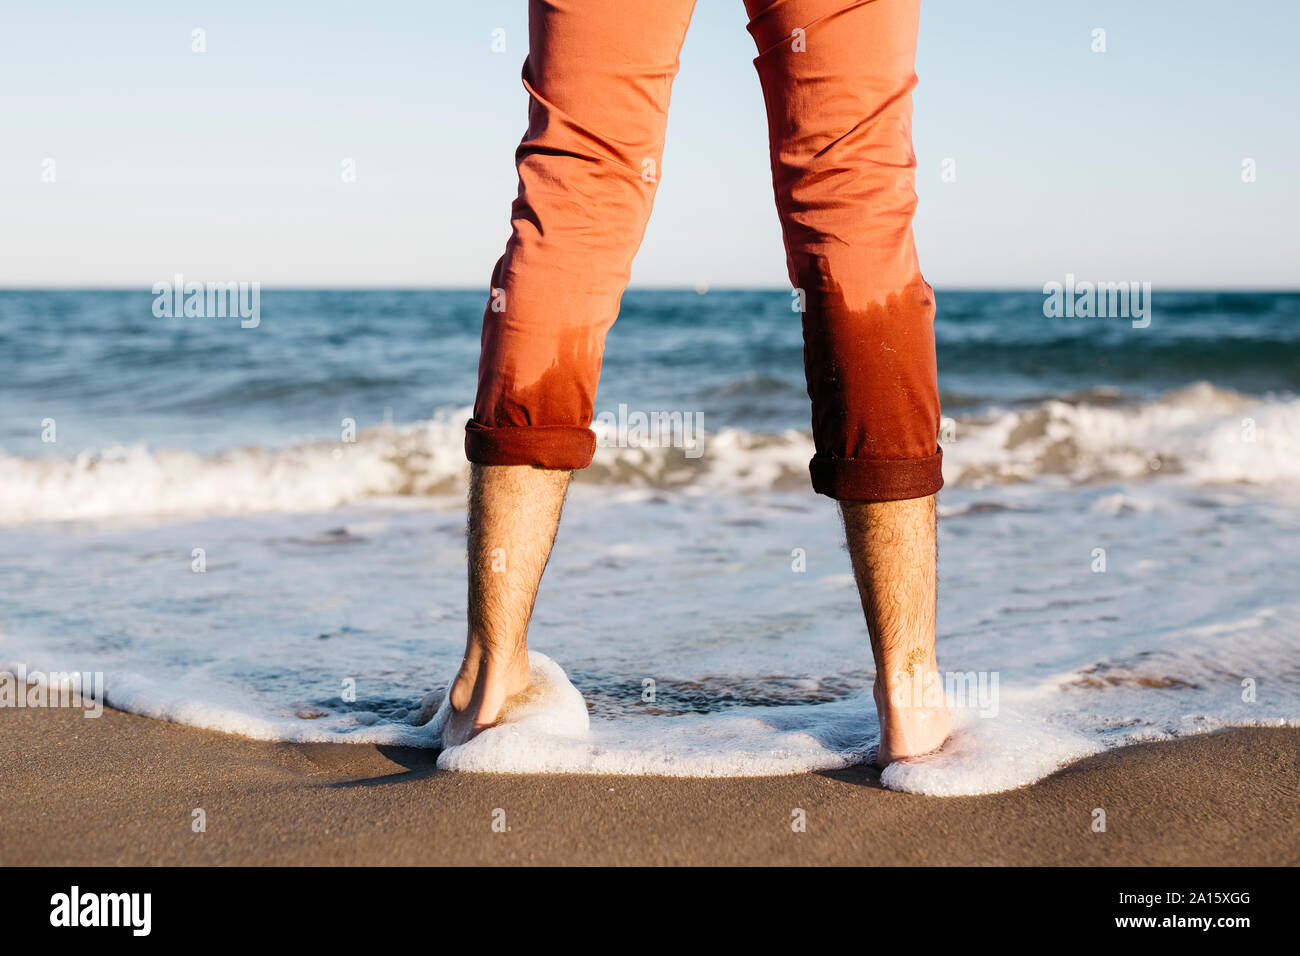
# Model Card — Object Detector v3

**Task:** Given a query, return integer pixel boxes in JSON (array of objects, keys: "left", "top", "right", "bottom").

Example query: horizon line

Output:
[{"left": 2, "top": 284, "right": 1298, "bottom": 294}]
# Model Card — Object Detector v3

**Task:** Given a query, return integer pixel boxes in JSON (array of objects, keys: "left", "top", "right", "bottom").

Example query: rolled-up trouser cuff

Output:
[
  {"left": 809, "top": 447, "right": 944, "bottom": 502},
  {"left": 464, "top": 419, "right": 596, "bottom": 470}
]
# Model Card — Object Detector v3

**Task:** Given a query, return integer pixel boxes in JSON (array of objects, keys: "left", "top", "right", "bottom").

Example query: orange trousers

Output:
[{"left": 466, "top": 0, "right": 942, "bottom": 501}]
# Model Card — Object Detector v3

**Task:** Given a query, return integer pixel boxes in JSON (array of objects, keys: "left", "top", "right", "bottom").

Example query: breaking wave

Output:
[{"left": 3, "top": 383, "right": 1296, "bottom": 523}]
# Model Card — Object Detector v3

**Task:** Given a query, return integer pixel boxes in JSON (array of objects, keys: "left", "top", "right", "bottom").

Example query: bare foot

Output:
[
  {"left": 873, "top": 663, "right": 951, "bottom": 767},
  {"left": 839, "top": 495, "right": 948, "bottom": 768},
  {"left": 442, "top": 646, "right": 531, "bottom": 747},
  {"left": 446, "top": 463, "right": 570, "bottom": 748}
]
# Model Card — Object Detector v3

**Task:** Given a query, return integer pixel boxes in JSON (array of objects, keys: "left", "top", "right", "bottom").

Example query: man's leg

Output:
[
  {"left": 452, "top": 0, "right": 697, "bottom": 741},
  {"left": 843, "top": 496, "right": 948, "bottom": 764},
  {"left": 444, "top": 464, "right": 570, "bottom": 747},
  {"left": 743, "top": 0, "right": 948, "bottom": 763}
]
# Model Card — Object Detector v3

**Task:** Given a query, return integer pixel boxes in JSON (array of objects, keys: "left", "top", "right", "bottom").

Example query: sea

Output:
[{"left": 1, "top": 288, "right": 1296, "bottom": 795}]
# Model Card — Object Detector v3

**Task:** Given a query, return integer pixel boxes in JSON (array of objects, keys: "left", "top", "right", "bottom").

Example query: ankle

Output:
[
  {"left": 483, "top": 644, "right": 530, "bottom": 678},
  {"left": 454, "top": 642, "right": 530, "bottom": 688},
  {"left": 874, "top": 664, "right": 946, "bottom": 713}
]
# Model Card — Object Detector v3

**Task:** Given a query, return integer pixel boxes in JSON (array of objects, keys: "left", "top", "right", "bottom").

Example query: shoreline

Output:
[{"left": 4, "top": 704, "right": 1297, "bottom": 865}]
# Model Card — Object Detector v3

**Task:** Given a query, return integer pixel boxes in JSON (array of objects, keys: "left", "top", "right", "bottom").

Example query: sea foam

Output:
[
  {"left": 423, "top": 653, "right": 1104, "bottom": 792},
  {"left": 3, "top": 385, "right": 1298, "bottom": 524}
]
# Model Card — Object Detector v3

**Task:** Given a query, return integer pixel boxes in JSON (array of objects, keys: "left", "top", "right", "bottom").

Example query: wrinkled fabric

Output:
[{"left": 467, "top": 0, "right": 942, "bottom": 501}]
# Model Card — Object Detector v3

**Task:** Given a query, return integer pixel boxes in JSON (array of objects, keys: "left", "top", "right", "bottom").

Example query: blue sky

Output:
[{"left": 1, "top": 0, "right": 1295, "bottom": 288}]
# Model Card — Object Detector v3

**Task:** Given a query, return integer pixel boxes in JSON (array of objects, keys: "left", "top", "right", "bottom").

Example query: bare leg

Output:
[
  {"left": 841, "top": 494, "right": 950, "bottom": 766},
  {"left": 443, "top": 463, "right": 571, "bottom": 747}
]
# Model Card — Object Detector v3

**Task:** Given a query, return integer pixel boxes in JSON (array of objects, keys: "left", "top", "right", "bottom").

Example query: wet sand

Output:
[{"left": 2, "top": 704, "right": 1296, "bottom": 865}]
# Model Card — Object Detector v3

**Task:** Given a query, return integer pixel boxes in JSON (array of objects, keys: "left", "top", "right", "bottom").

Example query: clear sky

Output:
[{"left": 2, "top": 0, "right": 1295, "bottom": 288}]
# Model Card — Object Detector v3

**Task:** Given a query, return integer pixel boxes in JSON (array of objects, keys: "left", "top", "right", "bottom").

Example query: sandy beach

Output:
[{"left": 3, "top": 704, "right": 1295, "bottom": 866}]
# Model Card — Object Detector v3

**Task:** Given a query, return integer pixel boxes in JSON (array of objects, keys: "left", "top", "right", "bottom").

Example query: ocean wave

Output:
[
  {"left": 2, "top": 383, "right": 1297, "bottom": 523},
  {"left": 942, "top": 382, "right": 1299, "bottom": 487}
]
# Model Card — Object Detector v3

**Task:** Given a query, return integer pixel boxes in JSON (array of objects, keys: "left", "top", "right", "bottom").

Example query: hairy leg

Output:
[
  {"left": 443, "top": 463, "right": 571, "bottom": 747},
  {"left": 841, "top": 494, "right": 949, "bottom": 765}
]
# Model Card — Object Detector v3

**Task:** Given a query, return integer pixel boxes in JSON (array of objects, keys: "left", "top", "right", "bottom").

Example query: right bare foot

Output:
[
  {"left": 442, "top": 646, "right": 531, "bottom": 747},
  {"left": 872, "top": 661, "right": 950, "bottom": 767}
]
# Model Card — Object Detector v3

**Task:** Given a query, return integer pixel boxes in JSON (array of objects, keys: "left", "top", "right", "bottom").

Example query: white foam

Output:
[
  {"left": 0, "top": 641, "right": 444, "bottom": 746},
  {"left": 424, "top": 653, "right": 1098, "bottom": 794},
  {"left": 4, "top": 385, "right": 1297, "bottom": 524},
  {"left": 0, "top": 413, "right": 474, "bottom": 524},
  {"left": 5, "top": 621, "right": 1296, "bottom": 795},
  {"left": 429, "top": 650, "right": 1289, "bottom": 794},
  {"left": 880, "top": 708, "right": 1102, "bottom": 796},
  {"left": 434, "top": 653, "right": 874, "bottom": 776},
  {"left": 425, "top": 655, "right": 1105, "bottom": 794},
  {"left": 944, "top": 383, "right": 1300, "bottom": 488},
  {"left": 424, "top": 652, "right": 590, "bottom": 757}
]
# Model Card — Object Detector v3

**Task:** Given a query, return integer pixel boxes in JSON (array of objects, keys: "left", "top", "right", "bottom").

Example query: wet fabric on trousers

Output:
[{"left": 465, "top": 0, "right": 943, "bottom": 501}]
